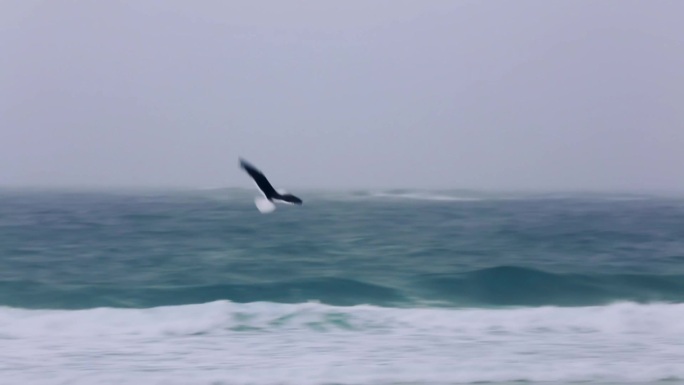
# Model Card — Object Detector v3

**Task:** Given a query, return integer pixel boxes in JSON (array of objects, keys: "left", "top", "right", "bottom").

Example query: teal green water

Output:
[
  {"left": 1, "top": 188, "right": 684, "bottom": 384},
  {"left": 1, "top": 189, "right": 683, "bottom": 309}
]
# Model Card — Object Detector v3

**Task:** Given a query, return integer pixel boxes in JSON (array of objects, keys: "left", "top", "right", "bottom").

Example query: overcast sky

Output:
[{"left": 2, "top": 0, "right": 683, "bottom": 192}]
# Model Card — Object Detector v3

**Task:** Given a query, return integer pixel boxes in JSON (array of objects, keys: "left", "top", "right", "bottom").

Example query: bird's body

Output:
[{"left": 239, "top": 158, "right": 302, "bottom": 213}]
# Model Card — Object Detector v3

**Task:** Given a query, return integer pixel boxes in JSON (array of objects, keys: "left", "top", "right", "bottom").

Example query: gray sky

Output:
[{"left": 2, "top": 0, "right": 683, "bottom": 192}]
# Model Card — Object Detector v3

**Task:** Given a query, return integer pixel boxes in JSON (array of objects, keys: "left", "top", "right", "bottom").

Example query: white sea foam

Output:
[{"left": 1, "top": 301, "right": 684, "bottom": 384}]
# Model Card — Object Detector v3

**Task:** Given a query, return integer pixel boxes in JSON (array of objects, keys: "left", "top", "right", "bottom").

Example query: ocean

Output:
[{"left": 1, "top": 188, "right": 684, "bottom": 385}]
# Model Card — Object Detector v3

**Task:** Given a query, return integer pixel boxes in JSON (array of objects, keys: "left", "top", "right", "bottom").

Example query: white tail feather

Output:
[{"left": 254, "top": 197, "right": 276, "bottom": 213}]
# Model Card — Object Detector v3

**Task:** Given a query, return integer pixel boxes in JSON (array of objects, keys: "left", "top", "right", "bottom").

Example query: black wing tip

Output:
[
  {"left": 238, "top": 157, "right": 256, "bottom": 171},
  {"left": 278, "top": 194, "right": 303, "bottom": 205}
]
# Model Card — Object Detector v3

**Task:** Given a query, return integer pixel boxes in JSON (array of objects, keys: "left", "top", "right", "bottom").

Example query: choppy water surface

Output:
[{"left": 1, "top": 188, "right": 684, "bottom": 385}]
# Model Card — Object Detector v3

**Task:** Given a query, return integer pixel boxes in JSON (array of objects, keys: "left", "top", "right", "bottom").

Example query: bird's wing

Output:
[{"left": 239, "top": 158, "right": 278, "bottom": 197}]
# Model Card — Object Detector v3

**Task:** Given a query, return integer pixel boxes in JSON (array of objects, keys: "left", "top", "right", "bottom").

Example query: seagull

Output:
[{"left": 239, "top": 157, "right": 303, "bottom": 213}]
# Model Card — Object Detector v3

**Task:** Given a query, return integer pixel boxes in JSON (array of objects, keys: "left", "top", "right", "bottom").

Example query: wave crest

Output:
[
  {"left": 418, "top": 265, "right": 684, "bottom": 306},
  {"left": 2, "top": 266, "right": 684, "bottom": 309}
]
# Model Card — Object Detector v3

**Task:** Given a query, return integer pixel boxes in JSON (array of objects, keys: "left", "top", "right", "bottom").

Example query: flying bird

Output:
[{"left": 239, "top": 157, "right": 303, "bottom": 213}]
